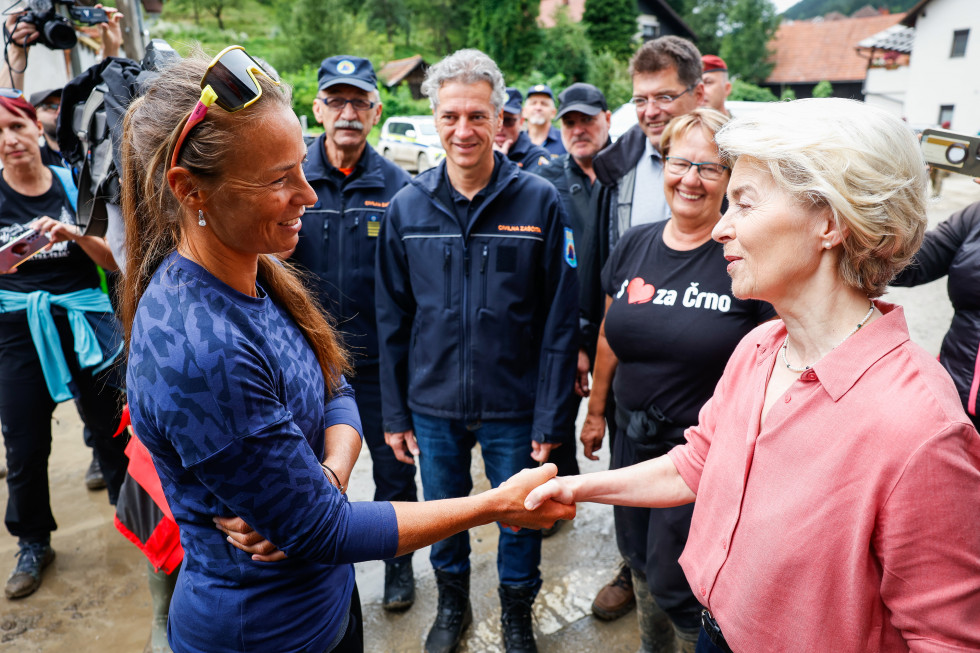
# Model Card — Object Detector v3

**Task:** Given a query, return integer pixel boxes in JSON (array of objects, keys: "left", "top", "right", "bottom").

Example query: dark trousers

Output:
[
  {"left": 0, "top": 315, "right": 128, "bottom": 542},
  {"left": 324, "top": 584, "right": 363, "bottom": 653},
  {"left": 350, "top": 365, "right": 418, "bottom": 506},
  {"left": 612, "top": 413, "right": 700, "bottom": 632}
]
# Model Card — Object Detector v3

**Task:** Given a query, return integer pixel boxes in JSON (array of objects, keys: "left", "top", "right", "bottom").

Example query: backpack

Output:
[{"left": 56, "top": 40, "right": 181, "bottom": 237}]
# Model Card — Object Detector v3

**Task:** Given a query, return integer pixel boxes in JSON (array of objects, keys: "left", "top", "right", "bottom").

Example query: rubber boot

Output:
[
  {"left": 499, "top": 584, "right": 538, "bottom": 653},
  {"left": 631, "top": 569, "right": 674, "bottom": 653},
  {"left": 673, "top": 624, "right": 699, "bottom": 653},
  {"left": 425, "top": 569, "right": 472, "bottom": 653},
  {"left": 144, "top": 561, "right": 179, "bottom": 653}
]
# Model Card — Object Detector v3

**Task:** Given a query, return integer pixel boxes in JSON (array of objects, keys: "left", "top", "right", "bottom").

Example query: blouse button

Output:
[
  {"left": 784, "top": 395, "right": 791, "bottom": 403},
  {"left": 721, "top": 541, "right": 727, "bottom": 550},
  {"left": 802, "top": 370, "right": 817, "bottom": 381},
  {"left": 700, "top": 586, "right": 707, "bottom": 597}
]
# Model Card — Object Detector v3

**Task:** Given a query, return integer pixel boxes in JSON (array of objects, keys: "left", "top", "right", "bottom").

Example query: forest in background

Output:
[{"left": 148, "top": 0, "right": 852, "bottom": 127}]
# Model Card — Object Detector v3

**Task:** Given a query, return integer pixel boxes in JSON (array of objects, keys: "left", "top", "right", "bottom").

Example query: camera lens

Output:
[
  {"left": 42, "top": 18, "right": 77, "bottom": 50},
  {"left": 945, "top": 143, "right": 968, "bottom": 166}
]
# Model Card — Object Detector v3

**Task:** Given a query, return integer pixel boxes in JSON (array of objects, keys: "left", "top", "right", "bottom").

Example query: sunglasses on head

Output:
[
  {"left": 170, "top": 45, "right": 279, "bottom": 169},
  {"left": 0, "top": 88, "right": 24, "bottom": 99}
]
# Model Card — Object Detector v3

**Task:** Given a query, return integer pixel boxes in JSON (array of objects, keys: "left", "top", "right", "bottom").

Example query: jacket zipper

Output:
[{"left": 480, "top": 244, "right": 488, "bottom": 309}]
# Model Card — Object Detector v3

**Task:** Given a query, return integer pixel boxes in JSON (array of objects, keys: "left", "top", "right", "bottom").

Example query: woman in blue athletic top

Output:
[{"left": 118, "top": 51, "right": 573, "bottom": 653}]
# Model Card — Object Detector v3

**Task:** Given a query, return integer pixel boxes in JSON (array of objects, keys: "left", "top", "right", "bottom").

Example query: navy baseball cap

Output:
[
  {"left": 556, "top": 83, "right": 608, "bottom": 119},
  {"left": 503, "top": 87, "right": 524, "bottom": 115},
  {"left": 29, "top": 88, "right": 61, "bottom": 107},
  {"left": 318, "top": 55, "right": 377, "bottom": 92},
  {"left": 525, "top": 84, "right": 554, "bottom": 101}
]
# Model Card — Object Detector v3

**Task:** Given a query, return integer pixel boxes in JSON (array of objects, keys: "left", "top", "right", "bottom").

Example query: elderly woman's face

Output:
[
  {"left": 0, "top": 104, "right": 42, "bottom": 169},
  {"left": 200, "top": 104, "right": 317, "bottom": 257},
  {"left": 663, "top": 127, "right": 728, "bottom": 224},
  {"left": 712, "top": 158, "right": 831, "bottom": 304}
]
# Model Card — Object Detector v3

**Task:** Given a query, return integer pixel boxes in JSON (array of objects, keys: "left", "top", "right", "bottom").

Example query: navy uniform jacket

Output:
[
  {"left": 539, "top": 126, "right": 566, "bottom": 157},
  {"left": 507, "top": 131, "right": 551, "bottom": 171},
  {"left": 376, "top": 153, "right": 580, "bottom": 443},
  {"left": 291, "top": 135, "right": 411, "bottom": 368}
]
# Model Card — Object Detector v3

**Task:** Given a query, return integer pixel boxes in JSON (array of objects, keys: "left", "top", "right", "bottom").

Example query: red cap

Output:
[{"left": 702, "top": 54, "right": 727, "bottom": 73}]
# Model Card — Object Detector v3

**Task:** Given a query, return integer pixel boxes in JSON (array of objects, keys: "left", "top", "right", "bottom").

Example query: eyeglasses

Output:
[
  {"left": 631, "top": 84, "right": 697, "bottom": 110},
  {"left": 37, "top": 102, "right": 60, "bottom": 112},
  {"left": 665, "top": 156, "right": 729, "bottom": 181},
  {"left": 320, "top": 97, "right": 376, "bottom": 111},
  {"left": 502, "top": 115, "right": 519, "bottom": 127},
  {"left": 169, "top": 45, "right": 280, "bottom": 169}
]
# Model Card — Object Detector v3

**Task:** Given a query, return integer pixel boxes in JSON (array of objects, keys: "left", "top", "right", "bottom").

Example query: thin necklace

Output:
[{"left": 781, "top": 301, "right": 875, "bottom": 373}]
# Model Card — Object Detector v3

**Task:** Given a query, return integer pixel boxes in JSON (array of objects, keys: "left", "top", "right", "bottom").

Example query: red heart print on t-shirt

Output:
[{"left": 627, "top": 277, "right": 655, "bottom": 304}]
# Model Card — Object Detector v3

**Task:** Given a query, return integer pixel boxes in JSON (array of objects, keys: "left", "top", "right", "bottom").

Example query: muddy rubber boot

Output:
[
  {"left": 632, "top": 569, "right": 674, "bottom": 653},
  {"left": 673, "top": 624, "right": 699, "bottom": 653},
  {"left": 425, "top": 569, "right": 472, "bottom": 653},
  {"left": 144, "top": 561, "right": 178, "bottom": 653}
]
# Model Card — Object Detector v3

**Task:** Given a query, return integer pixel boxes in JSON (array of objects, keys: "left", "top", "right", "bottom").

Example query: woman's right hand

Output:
[{"left": 580, "top": 413, "right": 607, "bottom": 461}]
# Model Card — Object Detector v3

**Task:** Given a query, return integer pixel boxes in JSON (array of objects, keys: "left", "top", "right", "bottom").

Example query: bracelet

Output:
[{"left": 320, "top": 462, "right": 346, "bottom": 494}]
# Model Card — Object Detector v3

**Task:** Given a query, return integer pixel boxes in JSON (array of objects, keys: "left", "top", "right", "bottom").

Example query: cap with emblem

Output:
[
  {"left": 503, "top": 87, "right": 524, "bottom": 115},
  {"left": 29, "top": 88, "right": 61, "bottom": 108},
  {"left": 556, "top": 83, "right": 607, "bottom": 119},
  {"left": 525, "top": 84, "right": 554, "bottom": 101},
  {"left": 701, "top": 54, "right": 727, "bottom": 73},
  {"left": 318, "top": 55, "right": 378, "bottom": 92}
]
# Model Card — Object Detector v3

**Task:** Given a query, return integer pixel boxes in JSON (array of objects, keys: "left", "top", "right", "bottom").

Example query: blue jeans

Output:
[{"left": 412, "top": 412, "right": 542, "bottom": 590}]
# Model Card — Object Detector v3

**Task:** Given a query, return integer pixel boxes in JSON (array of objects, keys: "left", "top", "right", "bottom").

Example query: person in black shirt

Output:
[
  {"left": 584, "top": 108, "right": 775, "bottom": 653},
  {"left": 0, "top": 93, "right": 127, "bottom": 601},
  {"left": 29, "top": 89, "right": 64, "bottom": 168}
]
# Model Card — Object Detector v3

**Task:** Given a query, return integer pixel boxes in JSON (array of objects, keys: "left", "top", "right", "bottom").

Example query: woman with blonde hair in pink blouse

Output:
[{"left": 526, "top": 98, "right": 980, "bottom": 652}]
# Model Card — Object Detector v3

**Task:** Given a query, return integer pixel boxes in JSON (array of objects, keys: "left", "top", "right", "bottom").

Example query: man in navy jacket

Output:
[
  {"left": 290, "top": 55, "right": 419, "bottom": 612},
  {"left": 376, "top": 49, "right": 579, "bottom": 653}
]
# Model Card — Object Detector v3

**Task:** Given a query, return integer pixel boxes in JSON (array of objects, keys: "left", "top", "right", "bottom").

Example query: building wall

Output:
[
  {"left": 864, "top": 65, "right": 909, "bottom": 119},
  {"left": 904, "top": 0, "right": 980, "bottom": 134}
]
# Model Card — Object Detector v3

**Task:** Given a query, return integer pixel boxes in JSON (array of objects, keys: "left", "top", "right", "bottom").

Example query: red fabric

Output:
[
  {"left": 669, "top": 302, "right": 980, "bottom": 651},
  {"left": 124, "top": 429, "right": 176, "bottom": 522}
]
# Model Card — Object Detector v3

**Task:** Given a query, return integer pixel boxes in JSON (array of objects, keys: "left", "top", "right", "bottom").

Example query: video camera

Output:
[
  {"left": 16, "top": 0, "right": 109, "bottom": 50},
  {"left": 921, "top": 129, "right": 980, "bottom": 178}
]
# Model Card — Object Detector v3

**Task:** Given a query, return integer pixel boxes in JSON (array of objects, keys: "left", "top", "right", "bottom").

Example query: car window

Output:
[{"left": 418, "top": 122, "right": 436, "bottom": 136}]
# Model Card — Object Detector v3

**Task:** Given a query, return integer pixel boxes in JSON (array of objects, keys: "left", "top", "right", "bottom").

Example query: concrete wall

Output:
[
  {"left": 904, "top": 0, "right": 980, "bottom": 134},
  {"left": 864, "top": 65, "right": 909, "bottom": 119}
]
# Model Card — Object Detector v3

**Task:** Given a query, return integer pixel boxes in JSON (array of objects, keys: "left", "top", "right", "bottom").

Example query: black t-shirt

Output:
[
  {"left": 601, "top": 222, "right": 776, "bottom": 426},
  {"left": 0, "top": 169, "right": 100, "bottom": 299},
  {"left": 39, "top": 140, "right": 64, "bottom": 168}
]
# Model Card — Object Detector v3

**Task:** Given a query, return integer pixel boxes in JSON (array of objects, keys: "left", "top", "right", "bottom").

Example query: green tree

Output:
[
  {"left": 534, "top": 7, "right": 593, "bottom": 84},
  {"left": 728, "top": 78, "right": 777, "bottom": 102},
  {"left": 589, "top": 50, "right": 633, "bottom": 110},
  {"left": 719, "top": 0, "right": 780, "bottom": 85},
  {"left": 812, "top": 80, "right": 833, "bottom": 98},
  {"left": 582, "top": 0, "right": 638, "bottom": 60},
  {"left": 467, "top": 0, "right": 541, "bottom": 78},
  {"left": 404, "top": 0, "right": 472, "bottom": 54},
  {"left": 779, "top": 87, "right": 796, "bottom": 100},
  {"left": 665, "top": 0, "right": 780, "bottom": 85},
  {"left": 276, "top": 0, "right": 391, "bottom": 71}
]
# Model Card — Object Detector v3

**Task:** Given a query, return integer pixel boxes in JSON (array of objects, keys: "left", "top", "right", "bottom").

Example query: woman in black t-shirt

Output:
[
  {"left": 581, "top": 109, "right": 775, "bottom": 652},
  {"left": 0, "top": 93, "right": 128, "bottom": 601}
]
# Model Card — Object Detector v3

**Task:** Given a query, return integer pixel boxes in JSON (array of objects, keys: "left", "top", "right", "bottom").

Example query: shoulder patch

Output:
[{"left": 564, "top": 228, "right": 577, "bottom": 268}]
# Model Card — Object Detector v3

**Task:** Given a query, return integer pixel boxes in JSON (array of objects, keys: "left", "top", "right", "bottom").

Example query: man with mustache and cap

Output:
[{"left": 289, "top": 55, "right": 420, "bottom": 613}]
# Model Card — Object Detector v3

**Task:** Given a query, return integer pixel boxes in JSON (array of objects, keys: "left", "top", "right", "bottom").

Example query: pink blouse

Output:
[{"left": 669, "top": 301, "right": 980, "bottom": 652}]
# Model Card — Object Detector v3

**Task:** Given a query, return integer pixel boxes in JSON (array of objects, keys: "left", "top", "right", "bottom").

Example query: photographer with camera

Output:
[{"left": 1, "top": 2, "right": 123, "bottom": 90}]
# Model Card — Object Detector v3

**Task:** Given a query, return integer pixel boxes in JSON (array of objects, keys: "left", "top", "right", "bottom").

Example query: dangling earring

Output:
[{"left": 198, "top": 210, "right": 207, "bottom": 227}]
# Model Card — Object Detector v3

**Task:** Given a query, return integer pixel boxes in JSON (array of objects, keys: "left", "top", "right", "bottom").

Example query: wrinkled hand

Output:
[
  {"left": 385, "top": 429, "right": 419, "bottom": 465},
  {"left": 497, "top": 463, "right": 575, "bottom": 531},
  {"left": 523, "top": 475, "right": 575, "bottom": 511},
  {"left": 31, "top": 216, "right": 78, "bottom": 248},
  {"left": 580, "top": 413, "right": 606, "bottom": 461},
  {"left": 214, "top": 516, "right": 286, "bottom": 562},
  {"left": 96, "top": 5, "right": 124, "bottom": 59},
  {"left": 574, "top": 349, "right": 591, "bottom": 397}
]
